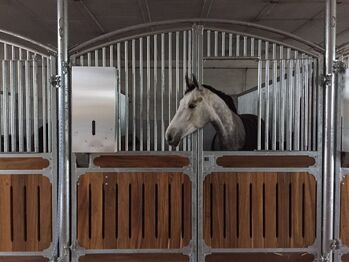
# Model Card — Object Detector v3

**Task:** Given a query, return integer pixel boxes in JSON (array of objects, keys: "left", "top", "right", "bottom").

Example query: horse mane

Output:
[{"left": 201, "top": 84, "right": 238, "bottom": 114}]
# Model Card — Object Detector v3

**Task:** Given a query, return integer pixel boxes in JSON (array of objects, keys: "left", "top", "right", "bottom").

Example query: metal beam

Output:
[{"left": 322, "top": 0, "right": 337, "bottom": 261}]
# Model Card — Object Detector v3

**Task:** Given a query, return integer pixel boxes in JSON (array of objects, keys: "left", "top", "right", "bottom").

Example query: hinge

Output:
[
  {"left": 50, "top": 75, "right": 61, "bottom": 88},
  {"left": 333, "top": 60, "right": 347, "bottom": 74}
]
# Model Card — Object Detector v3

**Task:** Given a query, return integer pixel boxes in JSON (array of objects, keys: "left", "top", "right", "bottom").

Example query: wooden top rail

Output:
[
  {"left": 0, "top": 157, "right": 50, "bottom": 170},
  {"left": 94, "top": 155, "right": 190, "bottom": 168},
  {"left": 216, "top": 155, "right": 316, "bottom": 168}
]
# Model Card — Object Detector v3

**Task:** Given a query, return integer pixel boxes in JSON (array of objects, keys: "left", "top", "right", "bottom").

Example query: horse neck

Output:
[{"left": 207, "top": 93, "right": 245, "bottom": 150}]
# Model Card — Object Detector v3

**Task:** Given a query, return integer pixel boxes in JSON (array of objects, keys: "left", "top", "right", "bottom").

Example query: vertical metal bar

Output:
[
  {"left": 323, "top": 0, "right": 337, "bottom": 259},
  {"left": 236, "top": 34, "right": 240, "bottom": 56},
  {"left": 161, "top": 33, "right": 165, "bottom": 151},
  {"left": 304, "top": 56, "right": 309, "bottom": 150},
  {"left": 2, "top": 60, "right": 9, "bottom": 152},
  {"left": 312, "top": 60, "right": 317, "bottom": 151},
  {"left": 153, "top": 36, "right": 157, "bottom": 151},
  {"left": 308, "top": 58, "right": 313, "bottom": 151},
  {"left": 94, "top": 49, "right": 98, "bottom": 66},
  {"left": 47, "top": 57, "right": 52, "bottom": 153},
  {"left": 243, "top": 36, "right": 247, "bottom": 56},
  {"left": 79, "top": 55, "right": 84, "bottom": 66},
  {"left": 221, "top": 32, "right": 225, "bottom": 56},
  {"left": 287, "top": 48, "right": 294, "bottom": 150},
  {"left": 168, "top": 32, "right": 172, "bottom": 151},
  {"left": 294, "top": 51, "right": 300, "bottom": 150},
  {"left": 228, "top": 33, "right": 233, "bottom": 56},
  {"left": 251, "top": 37, "right": 255, "bottom": 56},
  {"left": 139, "top": 38, "right": 144, "bottom": 151},
  {"left": 18, "top": 59, "right": 24, "bottom": 152},
  {"left": 109, "top": 45, "right": 114, "bottom": 67},
  {"left": 183, "top": 31, "right": 187, "bottom": 151},
  {"left": 188, "top": 30, "right": 192, "bottom": 150},
  {"left": 175, "top": 31, "right": 180, "bottom": 151},
  {"left": 272, "top": 44, "right": 277, "bottom": 150},
  {"left": 42, "top": 57, "right": 47, "bottom": 152},
  {"left": 87, "top": 52, "right": 91, "bottom": 66},
  {"left": 117, "top": 43, "right": 121, "bottom": 151},
  {"left": 280, "top": 46, "right": 285, "bottom": 151},
  {"left": 300, "top": 54, "right": 305, "bottom": 150},
  {"left": 257, "top": 40, "right": 262, "bottom": 150},
  {"left": 102, "top": 47, "right": 106, "bottom": 67},
  {"left": 132, "top": 39, "right": 136, "bottom": 151},
  {"left": 125, "top": 41, "right": 129, "bottom": 151},
  {"left": 265, "top": 41, "right": 269, "bottom": 150},
  {"left": 57, "top": 0, "right": 70, "bottom": 260},
  {"left": 214, "top": 31, "right": 218, "bottom": 57},
  {"left": 146, "top": 36, "right": 151, "bottom": 151},
  {"left": 33, "top": 59, "right": 39, "bottom": 152},
  {"left": 10, "top": 47, "right": 16, "bottom": 151},
  {"left": 207, "top": 30, "right": 211, "bottom": 57},
  {"left": 25, "top": 60, "right": 31, "bottom": 152}
]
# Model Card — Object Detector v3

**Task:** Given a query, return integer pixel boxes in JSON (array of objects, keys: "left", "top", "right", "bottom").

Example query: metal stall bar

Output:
[
  {"left": 265, "top": 41, "right": 270, "bottom": 150},
  {"left": 42, "top": 57, "right": 47, "bottom": 152},
  {"left": 25, "top": 58, "right": 31, "bottom": 152},
  {"left": 221, "top": 32, "right": 225, "bottom": 56},
  {"left": 10, "top": 46, "right": 16, "bottom": 152},
  {"left": 161, "top": 34, "right": 165, "bottom": 151},
  {"left": 280, "top": 46, "right": 285, "bottom": 151},
  {"left": 322, "top": 0, "right": 337, "bottom": 261},
  {"left": 57, "top": 0, "right": 70, "bottom": 260},
  {"left": 175, "top": 31, "right": 180, "bottom": 151},
  {"left": 188, "top": 30, "right": 192, "bottom": 150},
  {"left": 183, "top": 31, "right": 187, "bottom": 151},
  {"left": 18, "top": 52, "right": 24, "bottom": 152},
  {"left": 139, "top": 38, "right": 144, "bottom": 151},
  {"left": 147, "top": 36, "right": 151, "bottom": 151},
  {"left": 47, "top": 56, "right": 53, "bottom": 153},
  {"left": 287, "top": 48, "right": 294, "bottom": 151},
  {"left": 228, "top": 33, "right": 232, "bottom": 56},
  {"left": 125, "top": 41, "right": 129, "bottom": 151},
  {"left": 132, "top": 39, "right": 136, "bottom": 151},
  {"left": 214, "top": 30, "right": 218, "bottom": 57},
  {"left": 257, "top": 39, "right": 262, "bottom": 150},
  {"left": 2, "top": 59, "right": 9, "bottom": 152},
  {"left": 153, "top": 36, "right": 158, "bottom": 151},
  {"left": 168, "top": 32, "right": 172, "bottom": 151},
  {"left": 33, "top": 59, "right": 39, "bottom": 152},
  {"left": 304, "top": 56, "right": 309, "bottom": 151},
  {"left": 117, "top": 42, "right": 121, "bottom": 151},
  {"left": 272, "top": 43, "right": 277, "bottom": 150},
  {"left": 294, "top": 51, "right": 301, "bottom": 150}
]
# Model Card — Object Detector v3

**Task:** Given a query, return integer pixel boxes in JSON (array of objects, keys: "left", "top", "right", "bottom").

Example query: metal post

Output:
[
  {"left": 322, "top": 0, "right": 337, "bottom": 261},
  {"left": 57, "top": 0, "right": 70, "bottom": 261}
]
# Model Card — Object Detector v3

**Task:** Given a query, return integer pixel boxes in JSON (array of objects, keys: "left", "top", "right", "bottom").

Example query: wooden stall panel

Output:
[
  {"left": 79, "top": 254, "right": 189, "bottom": 262},
  {"left": 0, "top": 158, "right": 49, "bottom": 170},
  {"left": 206, "top": 253, "right": 314, "bottom": 262},
  {"left": 77, "top": 172, "right": 192, "bottom": 249},
  {"left": 0, "top": 175, "right": 52, "bottom": 251},
  {"left": 203, "top": 172, "right": 316, "bottom": 248},
  {"left": 340, "top": 175, "right": 349, "bottom": 245}
]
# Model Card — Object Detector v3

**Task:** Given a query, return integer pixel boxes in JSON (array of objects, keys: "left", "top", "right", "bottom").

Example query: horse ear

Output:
[
  {"left": 192, "top": 74, "right": 199, "bottom": 88},
  {"left": 185, "top": 73, "right": 196, "bottom": 92}
]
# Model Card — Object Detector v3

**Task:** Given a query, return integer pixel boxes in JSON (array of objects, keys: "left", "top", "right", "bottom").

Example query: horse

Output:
[{"left": 166, "top": 74, "right": 264, "bottom": 151}]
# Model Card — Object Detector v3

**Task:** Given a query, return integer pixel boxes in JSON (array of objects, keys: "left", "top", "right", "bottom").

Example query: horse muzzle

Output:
[{"left": 166, "top": 130, "right": 181, "bottom": 147}]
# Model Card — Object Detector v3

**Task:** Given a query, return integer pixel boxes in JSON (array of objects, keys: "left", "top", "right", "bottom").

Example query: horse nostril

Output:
[{"left": 167, "top": 134, "right": 173, "bottom": 143}]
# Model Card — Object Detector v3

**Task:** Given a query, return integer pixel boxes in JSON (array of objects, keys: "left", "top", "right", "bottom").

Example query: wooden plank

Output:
[
  {"left": 38, "top": 176, "right": 52, "bottom": 250},
  {"left": 169, "top": 173, "right": 182, "bottom": 248},
  {"left": 129, "top": 173, "right": 143, "bottom": 248},
  {"left": 290, "top": 173, "right": 303, "bottom": 247},
  {"left": 277, "top": 173, "right": 291, "bottom": 247},
  {"left": 225, "top": 173, "right": 237, "bottom": 248},
  {"left": 102, "top": 174, "right": 117, "bottom": 249},
  {"left": 303, "top": 173, "right": 316, "bottom": 246},
  {"left": 0, "top": 257, "right": 48, "bottom": 262},
  {"left": 182, "top": 174, "right": 192, "bottom": 246},
  {"left": 203, "top": 174, "right": 212, "bottom": 247},
  {"left": 157, "top": 173, "right": 169, "bottom": 248},
  {"left": 94, "top": 155, "right": 190, "bottom": 168},
  {"left": 90, "top": 173, "right": 104, "bottom": 249},
  {"left": 77, "top": 173, "right": 90, "bottom": 248},
  {"left": 205, "top": 253, "right": 314, "bottom": 262},
  {"left": 341, "top": 176, "right": 349, "bottom": 245},
  {"left": 117, "top": 173, "right": 130, "bottom": 248},
  {"left": 11, "top": 175, "right": 27, "bottom": 251},
  {"left": 0, "top": 158, "right": 49, "bottom": 170},
  {"left": 26, "top": 175, "right": 39, "bottom": 251},
  {"left": 251, "top": 173, "right": 264, "bottom": 247},
  {"left": 216, "top": 156, "right": 315, "bottom": 168},
  {"left": 211, "top": 173, "right": 224, "bottom": 248},
  {"left": 263, "top": 173, "right": 277, "bottom": 247},
  {"left": 143, "top": 173, "right": 156, "bottom": 248},
  {"left": 237, "top": 173, "right": 252, "bottom": 247},
  {"left": 0, "top": 176, "right": 12, "bottom": 251}
]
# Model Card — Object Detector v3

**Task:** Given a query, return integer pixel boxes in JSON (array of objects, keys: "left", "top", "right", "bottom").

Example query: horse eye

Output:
[{"left": 189, "top": 103, "right": 196, "bottom": 109}]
